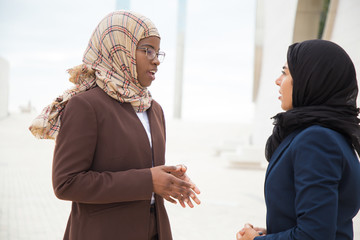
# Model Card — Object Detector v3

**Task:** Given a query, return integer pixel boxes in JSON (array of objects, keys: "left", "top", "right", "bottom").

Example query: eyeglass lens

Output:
[{"left": 146, "top": 48, "right": 165, "bottom": 62}]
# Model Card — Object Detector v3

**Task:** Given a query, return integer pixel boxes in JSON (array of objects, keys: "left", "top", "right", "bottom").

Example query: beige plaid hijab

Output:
[{"left": 29, "top": 11, "right": 160, "bottom": 139}]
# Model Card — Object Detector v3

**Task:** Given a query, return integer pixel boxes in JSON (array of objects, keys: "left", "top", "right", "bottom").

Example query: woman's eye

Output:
[{"left": 147, "top": 49, "right": 155, "bottom": 55}]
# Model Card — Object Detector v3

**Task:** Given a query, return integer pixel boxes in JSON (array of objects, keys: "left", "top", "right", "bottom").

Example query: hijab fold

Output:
[
  {"left": 29, "top": 11, "right": 160, "bottom": 139},
  {"left": 265, "top": 40, "right": 360, "bottom": 161}
]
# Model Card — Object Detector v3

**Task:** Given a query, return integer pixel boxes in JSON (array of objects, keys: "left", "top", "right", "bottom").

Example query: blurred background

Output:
[
  {"left": 0, "top": 0, "right": 359, "bottom": 239},
  {"left": 0, "top": 0, "right": 256, "bottom": 122}
]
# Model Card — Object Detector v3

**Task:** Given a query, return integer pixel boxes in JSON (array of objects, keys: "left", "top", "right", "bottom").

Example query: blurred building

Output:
[
  {"left": 230, "top": 0, "right": 360, "bottom": 166},
  {"left": 0, "top": 57, "right": 9, "bottom": 119}
]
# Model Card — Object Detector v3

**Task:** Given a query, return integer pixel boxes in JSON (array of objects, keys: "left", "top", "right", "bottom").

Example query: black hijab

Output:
[{"left": 265, "top": 39, "right": 360, "bottom": 161}]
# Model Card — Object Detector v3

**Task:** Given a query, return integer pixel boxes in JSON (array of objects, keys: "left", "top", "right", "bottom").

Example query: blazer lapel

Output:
[
  {"left": 147, "top": 103, "right": 166, "bottom": 166},
  {"left": 265, "top": 130, "right": 300, "bottom": 180},
  {"left": 123, "top": 102, "right": 153, "bottom": 160}
]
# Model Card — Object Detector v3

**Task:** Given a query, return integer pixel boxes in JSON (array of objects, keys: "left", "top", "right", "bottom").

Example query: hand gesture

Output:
[
  {"left": 150, "top": 165, "right": 200, "bottom": 206},
  {"left": 236, "top": 223, "right": 266, "bottom": 240},
  {"left": 170, "top": 164, "right": 201, "bottom": 208}
]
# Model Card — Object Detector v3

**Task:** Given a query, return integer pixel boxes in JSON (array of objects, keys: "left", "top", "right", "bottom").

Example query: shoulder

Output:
[
  {"left": 70, "top": 87, "right": 109, "bottom": 105},
  {"left": 150, "top": 99, "right": 164, "bottom": 115},
  {"left": 151, "top": 99, "right": 161, "bottom": 109},
  {"left": 67, "top": 87, "right": 121, "bottom": 113},
  {"left": 293, "top": 125, "right": 347, "bottom": 145},
  {"left": 290, "top": 125, "right": 354, "bottom": 167}
]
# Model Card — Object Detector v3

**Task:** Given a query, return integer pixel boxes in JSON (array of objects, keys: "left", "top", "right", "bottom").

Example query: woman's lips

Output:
[{"left": 147, "top": 71, "right": 155, "bottom": 80}]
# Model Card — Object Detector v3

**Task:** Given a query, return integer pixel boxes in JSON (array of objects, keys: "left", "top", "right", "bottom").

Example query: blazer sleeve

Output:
[
  {"left": 256, "top": 128, "right": 343, "bottom": 240},
  {"left": 52, "top": 96, "right": 153, "bottom": 204}
]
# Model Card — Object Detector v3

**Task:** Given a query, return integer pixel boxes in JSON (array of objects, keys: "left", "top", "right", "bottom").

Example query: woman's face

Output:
[
  {"left": 135, "top": 36, "right": 161, "bottom": 87},
  {"left": 275, "top": 62, "right": 293, "bottom": 111}
]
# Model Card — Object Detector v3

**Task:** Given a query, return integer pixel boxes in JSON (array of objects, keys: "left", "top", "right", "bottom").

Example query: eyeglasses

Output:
[{"left": 137, "top": 47, "right": 165, "bottom": 63}]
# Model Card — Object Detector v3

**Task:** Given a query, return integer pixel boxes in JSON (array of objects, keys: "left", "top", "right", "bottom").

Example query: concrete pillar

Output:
[
  {"left": 116, "top": 0, "right": 130, "bottom": 10},
  {"left": 322, "top": 0, "right": 339, "bottom": 40},
  {"left": 252, "top": 0, "right": 298, "bottom": 148},
  {"left": 223, "top": 0, "right": 298, "bottom": 168},
  {"left": 173, "top": 0, "right": 187, "bottom": 119},
  {"left": 323, "top": 0, "right": 360, "bottom": 106},
  {"left": 0, "top": 57, "right": 9, "bottom": 119},
  {"left": 253, "top": 0, "right": 265, "bottom": 102},
  {"left": 292, "top": 0, "right": 324, "bottom": 42}
]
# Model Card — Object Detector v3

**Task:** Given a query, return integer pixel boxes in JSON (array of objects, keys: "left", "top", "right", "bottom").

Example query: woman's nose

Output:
[
  {"left": 152, "top": 57, "right": 160, "bottom": 66},
  {"left": 275, "top": 76, "right": 282, "bottom": 86}
]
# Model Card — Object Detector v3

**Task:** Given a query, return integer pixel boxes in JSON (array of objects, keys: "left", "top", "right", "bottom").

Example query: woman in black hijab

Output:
[{"left": 237, "top": 40, "right": 360, "bottom": 240}]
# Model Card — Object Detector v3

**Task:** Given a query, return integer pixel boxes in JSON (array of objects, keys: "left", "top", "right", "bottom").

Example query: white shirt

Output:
[
  {"left": 136, "top": 111, "right": 155, "bottom": 204},
  {"left": 136, "top": 112, "right": 152, "bottom": 147}
]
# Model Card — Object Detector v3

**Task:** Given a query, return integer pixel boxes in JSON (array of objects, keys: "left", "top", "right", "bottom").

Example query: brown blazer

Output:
[{"left": 53, "top": 87, "right": 172, "bottom": 240}]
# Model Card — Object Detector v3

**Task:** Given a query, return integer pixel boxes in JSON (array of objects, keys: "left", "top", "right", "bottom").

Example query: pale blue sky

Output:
[{"left": 0, "top": 0, "right": 256, "bottom": 122}]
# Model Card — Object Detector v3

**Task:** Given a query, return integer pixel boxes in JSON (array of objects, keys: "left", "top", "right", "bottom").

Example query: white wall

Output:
[
  {"left": 252, "top": 0, "right": 298, "bottom": 150},
  {"left": 329, "top": 0, "right": 360, "bottom": 98},
  {"left": 0, "top": 57, "right": 9, "bottom": 119},
  {"left": 252, "top": 0, "right": 360, "bottom": 158}
]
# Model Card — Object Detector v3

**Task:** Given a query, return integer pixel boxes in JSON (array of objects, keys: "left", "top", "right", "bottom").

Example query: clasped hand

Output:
[
  {"left": 236, "top": 223, "right": 266, "bottom": 240},
  {"left": 150, "top": 164, "right": 201, "bottom": 208}
]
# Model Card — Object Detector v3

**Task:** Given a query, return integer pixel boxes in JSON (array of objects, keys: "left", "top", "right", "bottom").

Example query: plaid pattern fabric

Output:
[{"left": 29, "top": 11, "right": 160, "bottom": 139}]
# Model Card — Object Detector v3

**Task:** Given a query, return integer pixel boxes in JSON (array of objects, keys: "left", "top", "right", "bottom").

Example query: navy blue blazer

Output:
[{"left": 257, "top": 125, "right": 360, "bottom": 240}]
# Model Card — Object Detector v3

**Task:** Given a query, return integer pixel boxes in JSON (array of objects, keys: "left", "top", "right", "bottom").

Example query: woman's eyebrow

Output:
[
  {"left": 138, "top": 44, "right": 160, "bottom": 51},
  {"left": 139, "top": 44, "right": 153, "bottom": 48}
]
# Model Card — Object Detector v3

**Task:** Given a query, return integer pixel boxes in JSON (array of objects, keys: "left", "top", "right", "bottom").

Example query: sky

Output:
[{"left": 0, "top": 0, "right": 256, "bottom": 123}]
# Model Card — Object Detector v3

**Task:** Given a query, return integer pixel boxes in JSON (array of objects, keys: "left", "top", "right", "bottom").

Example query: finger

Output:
[
  {"left": 254, "top": 227, "right": 266, "bottom": 235},
  {"left": 169, "top": 185, "right": 192, "bottom": 200},
  {"left": 164, "top": 195, "right": 177, "bottom": 204},
  {"left": 171, "top": 192, "right": 188, "bottom": 208},
  {"left": 180, "top": 173, "right": 190, "bottom": 181},
  {"left": 193, "top": 186, "right": 200, "bottom": 194},
  {"left": 165, "top": 177, "right": 198, "bottom": 201},
  {"left": 178, "top": 199, "right": 186, "bottom": 208},
  {"left": 168, "top": 191, "right": 182, "bottom": 200},
  {"left": 180, "top": 164, "right": 187, "bottom": 172},
  {"left": 168, "top": 184, "right": 196, "bottom": 201},
  {"left": 170, "top": 175, "right": 193, "bottom": 189},
  {"left": 182, "top": 175, "right": 201, "bottom": 194},
  {"left": 190, "top": 181, "right": 201, "bottom": 194},
  {"left": 162, "top": 165, "right": 179, "bottom": 173},
  {"left": 171, "top": 186, "right": 200, "bottom": 206},
  {"left": 189, "top": 192, "right": 201, "bottom": 205},
  {"left": 242, "top": 226, "right": 259, "bottom": 238},
  {"left": 185, "top": 197, "right": 194, "bottom": 208},
  {"left": 176, "top": 164, "right": 187, "bottom": 171},
  {"left": 244, "top": 223, "right": 253, "bottom": 229}
]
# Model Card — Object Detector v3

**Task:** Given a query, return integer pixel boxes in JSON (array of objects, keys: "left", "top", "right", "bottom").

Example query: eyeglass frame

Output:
[{"left": 136, "top": 46, "right": 166, "bottom": 63}]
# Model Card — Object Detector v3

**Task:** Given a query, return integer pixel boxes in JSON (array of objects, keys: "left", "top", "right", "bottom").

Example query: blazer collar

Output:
[
  {"left": 265, "top": 129, "right": 301, "bottom": 179},
  {"left": 124, "top": 101, "right": 154, "bottom": 149}
]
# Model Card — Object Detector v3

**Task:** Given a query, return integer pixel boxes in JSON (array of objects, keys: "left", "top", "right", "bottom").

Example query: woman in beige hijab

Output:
[{"left": 30, "top": 11, "right": 200, "bottom": 240}]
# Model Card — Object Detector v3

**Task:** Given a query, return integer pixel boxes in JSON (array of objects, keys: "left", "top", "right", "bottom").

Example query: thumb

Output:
[
  {"left": 161, "top": 165, "right": 180, "bottom": 173},
  {"left": 244, "top": 223, "right": 253, "bottom": 229},
  {"left": 176, "top": 164, "right": 187, "bottom": 172}
]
